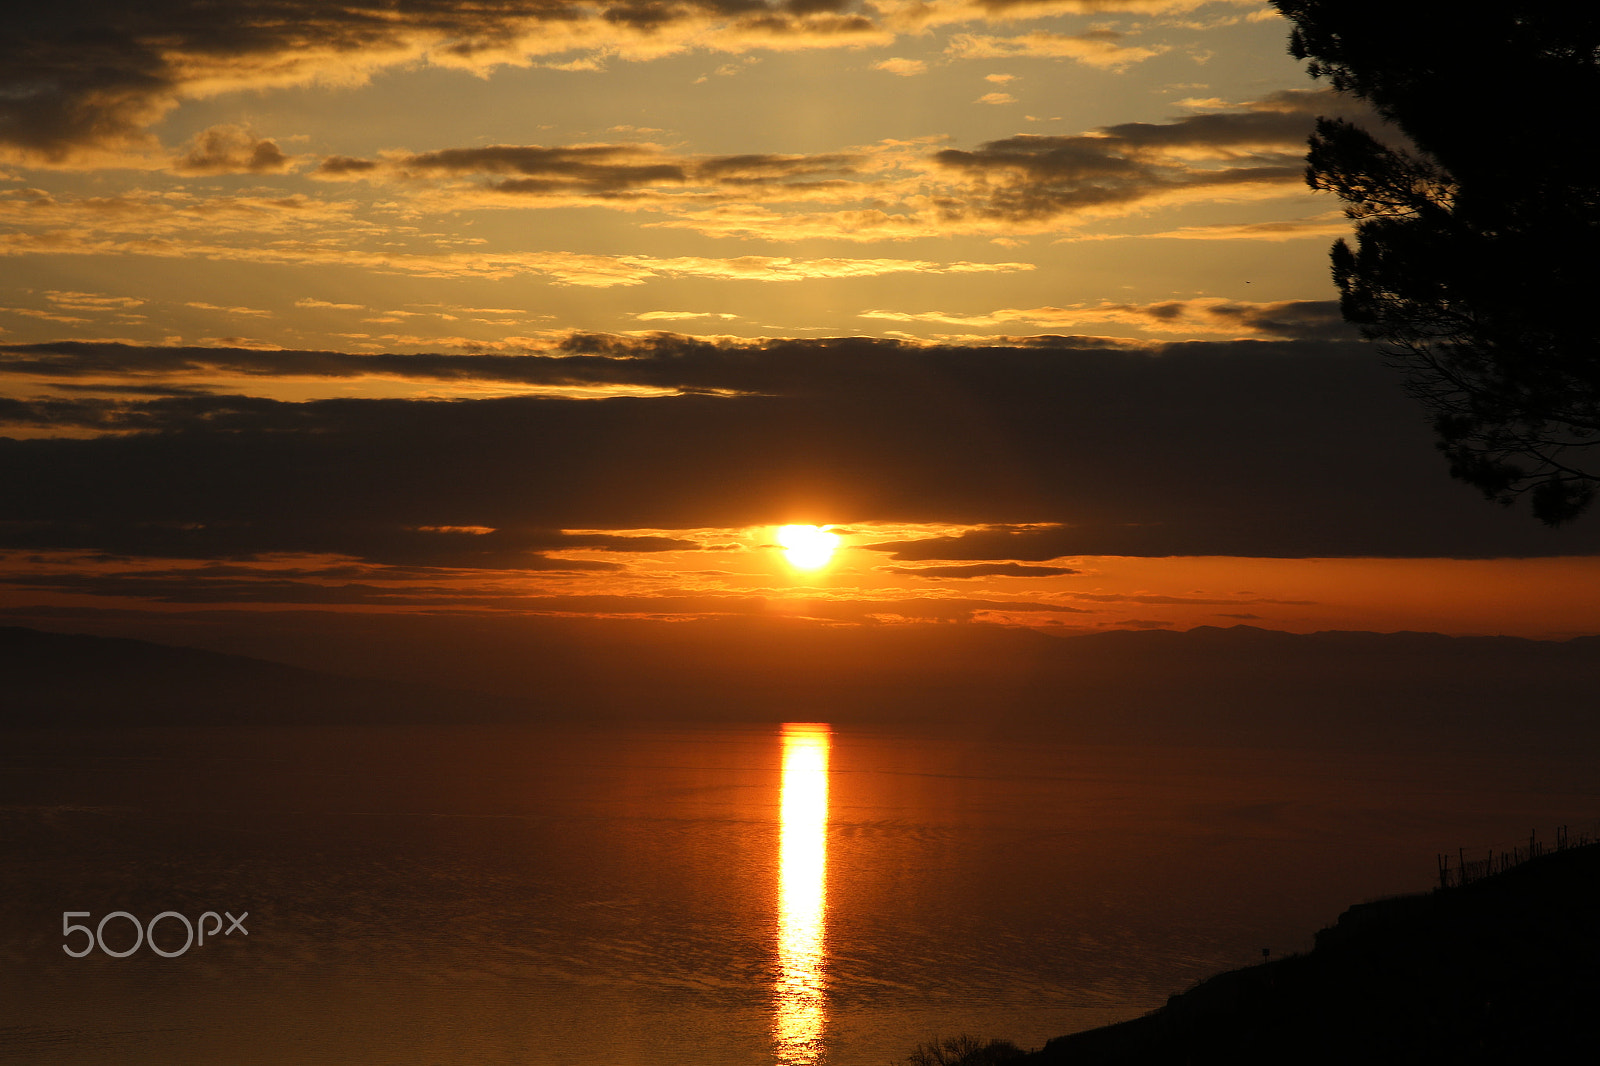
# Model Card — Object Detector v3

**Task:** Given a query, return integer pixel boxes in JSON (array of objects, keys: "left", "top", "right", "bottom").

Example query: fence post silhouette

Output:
[{"left": 1441, "top": 826, "right": 1597, "bottom": 888}]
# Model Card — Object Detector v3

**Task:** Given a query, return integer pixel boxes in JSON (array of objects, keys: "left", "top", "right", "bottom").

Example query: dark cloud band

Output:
[{"left": 4, "top": 335, "right": 1598, "bottom": 558}]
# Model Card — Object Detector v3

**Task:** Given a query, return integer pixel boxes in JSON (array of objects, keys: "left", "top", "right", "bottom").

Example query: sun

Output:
[{"left": 776, "top": 525, "right": 841, "bottom": 570}]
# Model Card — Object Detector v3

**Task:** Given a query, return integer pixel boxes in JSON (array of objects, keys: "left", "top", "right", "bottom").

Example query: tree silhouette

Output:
[{"left": 1273, "top": 2, "right": 1600, "bottom": 523}]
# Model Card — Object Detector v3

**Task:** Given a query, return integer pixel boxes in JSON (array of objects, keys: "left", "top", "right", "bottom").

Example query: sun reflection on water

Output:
[{"left": 774, "top": 722, "right": 831, "bottom": 1065}]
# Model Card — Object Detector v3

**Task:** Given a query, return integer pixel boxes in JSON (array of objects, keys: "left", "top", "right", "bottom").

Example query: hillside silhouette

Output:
[{"left": 1020, "top": 839, "right": 1600, "bottom": 1064}]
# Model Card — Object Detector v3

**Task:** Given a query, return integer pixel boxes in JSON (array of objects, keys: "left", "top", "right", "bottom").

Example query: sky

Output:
[{"left": 3, "top": 0, "right": 1598, "bottom": 659}]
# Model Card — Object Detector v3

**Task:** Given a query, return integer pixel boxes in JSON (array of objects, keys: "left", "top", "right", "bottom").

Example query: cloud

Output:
[
  {"left": 1, "top": 290, "right": 148, "bottom": 329},
  {"left": 640, "top": 93, "right": 1364, "bottom": 240},
  {"left": 880, "top": 562, "right": 1080, "bottom": 577},
  {"left": 867, "top": 524, "right": 1081, "bottom": 562},
  {"left": 1169, "top": 298, "right": 1353, "bottom": 339},
  {"left": 0, "top": 185, "right": 378, "bottom": 248},
  {"left": 947, "top": 29, "right": 1166, "bottom": 69},
  {"left": 1114, "top": 213, "right": 1351, "bottom": 241},
  {"left": 186, "top": 302, "right": 274, "bottom": 318},
  {"left": 316, "top": 143, "right": 868, "bottom": 204},
  {"left": 0, "top": 518, "right": 690, "bottom": 571},
  {"left": 861, "top": 299, "right": 1358, "bottom": 339},
  {"left": 173, "top": 124, "right": 293, "bottom": 174},
  {"left": 977, "top": 91, "right": 1017, "bottom": 105},
  {"left": 0, "top": 308, "right": 88, "bottom": 324},
  {"left": 0, "top": 0, "right": 1287, "bottom": 164},
  {"left": 296, "top": 298, "right": 365, "bottom": 310},
  {"left": 0, "top": 91, "right": 1366, "bottom": 259},
  {"left": 0, "top": 1, "right": 896, "bottom": 162},
  {"left": 873, "top": 57, "right": 927, "bottom": 76},
  {"left": 0, "top": 185, "right": 1030, "bottom": 285},
  {"left": 314, "top": 156, "right": 381, "bottom": 178},
  {"left": 5, "top": 334, "right": 1598, "bottom": 561},
  {"left": 393, "top": 144, "right": 689, "bottom": 192},
  {"left": 930, "top": 103, "right": 1319, "bottom": 225},
  {"left": 43, "top": 291, "right": 146, "bottom": 313},
  {"left": 0, "top": 556, "right": 1099, "bottom": 617},
  {"left": 878, "top": 0, "right": 1262, "bottom": 34}
]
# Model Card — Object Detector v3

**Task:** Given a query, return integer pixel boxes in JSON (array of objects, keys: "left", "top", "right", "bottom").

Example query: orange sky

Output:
[{"left": 2, "top": 1, "right": 1597, "bottom": 650}]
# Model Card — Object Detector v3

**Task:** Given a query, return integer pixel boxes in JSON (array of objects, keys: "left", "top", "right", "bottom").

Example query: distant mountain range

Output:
[
  {"left": 5, "top": 622, "right": 1598, "bottom": 751},
  {"left": 0, "top": 625, "right": 534, "bottom": 728}
]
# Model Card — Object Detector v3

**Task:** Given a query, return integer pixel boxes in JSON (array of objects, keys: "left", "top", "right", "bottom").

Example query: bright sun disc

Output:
[{"left": 776, "top": 525, "right": 840, "bottom": 570}]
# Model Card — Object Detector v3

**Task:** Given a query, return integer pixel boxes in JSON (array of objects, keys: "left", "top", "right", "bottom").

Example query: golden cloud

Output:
[
  {"left": 860, "top": 297, "right": 1355, "bottom": 339},
  {"left": 947, "top": 29, "right": 1167, "bottom": 69}
]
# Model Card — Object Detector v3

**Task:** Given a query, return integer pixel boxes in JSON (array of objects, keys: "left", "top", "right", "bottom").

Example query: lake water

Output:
[{"left": 3, "top": 720, "right": 1597, "bottom": 1065}]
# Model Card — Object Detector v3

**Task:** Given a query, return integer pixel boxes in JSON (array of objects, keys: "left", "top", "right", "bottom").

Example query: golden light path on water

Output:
[{"left": 774, "top": 722, "right": 831, "bottom": 1065}]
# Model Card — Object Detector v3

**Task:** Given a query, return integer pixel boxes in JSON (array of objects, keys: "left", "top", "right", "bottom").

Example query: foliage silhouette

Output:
[
  {"left": 1273, "top": 2, "right": 1600, "bottom": 523},
  {"left": 905, "top": 1034, "right": 1026, "bottom": 1066}
]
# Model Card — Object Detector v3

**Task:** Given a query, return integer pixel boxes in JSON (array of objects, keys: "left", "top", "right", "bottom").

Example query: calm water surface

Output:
[{"left": 3, "top": 721, "right": 1597, "bottom": 1064}]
